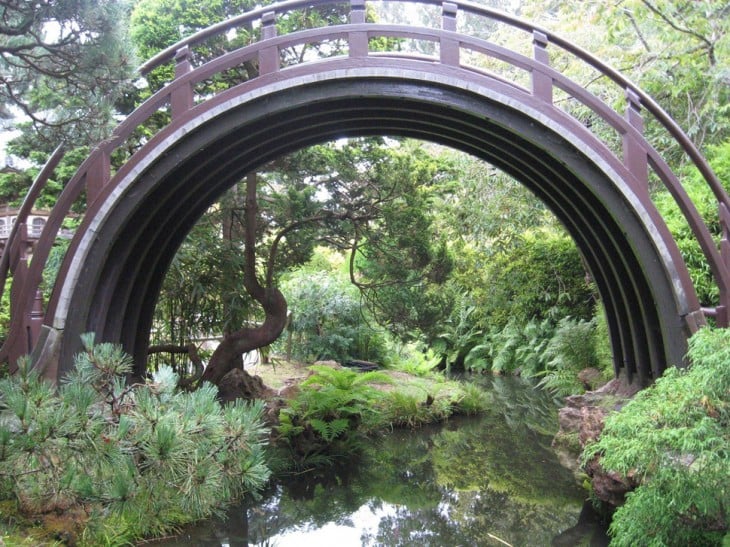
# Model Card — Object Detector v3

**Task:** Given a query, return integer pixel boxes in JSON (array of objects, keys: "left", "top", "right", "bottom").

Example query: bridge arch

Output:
[
  {"left": 40, "top": 65, "right": 695, "bottom": 383},
  {"left": 2, "top": 0, "right": 728, "bottom": 386}
]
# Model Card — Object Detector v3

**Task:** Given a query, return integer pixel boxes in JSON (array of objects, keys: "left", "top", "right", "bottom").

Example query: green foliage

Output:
[
  {"left": 432, "top": 304, "right": 483, "bottom": 372},
  {"left": 0, "top": 335, "right": 270, "bottom": 544},
  {"left": 481, "top": 228, "right": 594, "bottom": 329},
  {"left": 281, "top": 267, "right": 386, "bottom": 363},
  {"left": 152, "top": 213, "right": 257, "bottom": 349},
  {"left": 484, "top": 317, "right": 554, "bottom": 376},
  {"left": 277, "top": 365, "right": 391, "bottom": 467},
  {"left": 593, "top": 303, "right": 615, "bottom": 378},
  {"left": 462, "top": 311, "right": 604, "bottom": 397},
  {"left": 383, "top": 340, "right": 442, "bottom": 377},
  {"left": 597, "top": 1, "right": 730, "bottom": 156},
  {"left": 379, "top": 391, "right": 433, "bottom": 428},
  {"left": 654, "top": 142, "right": 730, "bottom": 306},
  {"left": 1, "top": 0, "right": 136, "bottom": 149},
  {"left": 0, "top": 279, "right": 9, "bottom": 347},
  {"left": 583, "top": 327, "right": 730, "bottom": 546},
  {"left": 452, "top": 382, "right": 491, "bottom": 416},
  {"left": 537, "top": 317, "right": 597, "bottom": 397}
]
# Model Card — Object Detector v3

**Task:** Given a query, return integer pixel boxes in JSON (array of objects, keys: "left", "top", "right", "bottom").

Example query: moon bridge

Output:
[{"left": 1, "top": 0, "right": 728, "bottom": 386}]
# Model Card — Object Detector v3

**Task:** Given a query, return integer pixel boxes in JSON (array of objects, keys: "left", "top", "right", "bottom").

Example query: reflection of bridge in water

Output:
[{"left": 1, "top": 0, "right": 729, "bottom": 387}]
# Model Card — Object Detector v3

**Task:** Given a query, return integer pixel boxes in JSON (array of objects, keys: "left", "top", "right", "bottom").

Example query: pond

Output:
[{"left": 156, "top": 376, "right": 609, "bottom": 546}]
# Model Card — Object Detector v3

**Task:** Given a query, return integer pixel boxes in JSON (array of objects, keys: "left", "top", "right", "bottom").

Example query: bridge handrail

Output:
[
  {"left": 137, "top": 0, "right": 728, "bottom": 210},
  {"left": 0, "top": 145, "right": 65, "bottom": 364},
  {"left": 3, "top": 0, "right": 729, "bottom": 365},
  {"left": 136, "top": 0, "right": 730, "bottom": 309}
]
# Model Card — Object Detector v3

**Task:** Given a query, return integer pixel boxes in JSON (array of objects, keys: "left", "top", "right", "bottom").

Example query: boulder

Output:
[
  {"left": 217, "top": 368, "right": 275, "bottom": 404},
  {"left": 553, "top": 375, "right": 642, "bottom": 507}
]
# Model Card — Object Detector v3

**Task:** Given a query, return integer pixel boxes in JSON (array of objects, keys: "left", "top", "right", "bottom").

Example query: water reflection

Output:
[{"left": 157, "top": 376, "right": 608, "bottom": 546}]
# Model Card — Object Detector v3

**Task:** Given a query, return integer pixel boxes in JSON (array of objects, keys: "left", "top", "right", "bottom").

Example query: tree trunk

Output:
[
  {"left": 198, "top": 172, "right": 288, "bottom": 387},
  {"left": 199, "top": 287, "right": 287, "bottom": 386}
]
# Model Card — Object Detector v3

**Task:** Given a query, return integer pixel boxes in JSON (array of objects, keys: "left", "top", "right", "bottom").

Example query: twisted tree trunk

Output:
[{"left": 198, "top": 173, "right": 288, "bottom": 387}]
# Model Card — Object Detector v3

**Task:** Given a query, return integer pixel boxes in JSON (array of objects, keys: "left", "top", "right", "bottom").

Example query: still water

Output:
[{"left": 158, "top": 376, "right": 608, "bottom": 546}]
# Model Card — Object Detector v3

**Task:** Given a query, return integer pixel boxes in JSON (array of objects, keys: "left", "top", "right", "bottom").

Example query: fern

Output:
[{"left": 310, "top": 418, "right": 350, "bottom": 442}]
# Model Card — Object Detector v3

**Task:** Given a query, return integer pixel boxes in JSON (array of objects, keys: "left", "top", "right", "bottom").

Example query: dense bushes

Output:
[
  {"left": 0, "top": 335, "right": 270, "bottom": 545},
  {"left": 462, "top": 314, "right": 611, "bottom": 396},
  {"left": 432, "top": 227, "right": 607, "bottom": 393},
  {"left": 280, "top": 269, "right": 387, "bottom": 364},
  {"left": 584, "top": 327, "right": 730, "bottom": 546},
  {"left": 653, "top": 142, "right": 730, "bottom": 307},
  {"left": 475, "top": 228, "right": 595, "bottom": 330}
]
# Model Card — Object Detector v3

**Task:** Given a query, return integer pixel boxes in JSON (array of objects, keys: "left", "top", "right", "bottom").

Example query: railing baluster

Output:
[
  {"left": 623, "top": 88, "right": 649, "bottom": 200},
  {"left": 718, "top": 202, "right": 730, "bottom": 326},
  {"left": 259, "top": 11, "right": 279, "bottom": 74},
  {"left": 349, "top": 0, "right": 368, "bottom": 57},
  {"left": 171, "top": 46, "right": 194, "bottom": 119},
  {"left": 531, "top": 31, "right": 552, "bottom": 103},
  {"left": 441, "top": 2, "right": 459, "bottom": 66}
]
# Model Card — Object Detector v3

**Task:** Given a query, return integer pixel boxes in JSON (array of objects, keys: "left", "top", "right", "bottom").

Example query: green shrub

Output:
[
  {"left": 538, "top": 317, "right": 597, "bottom": 396},
  {"left": 478, "top": 228, "right": 594, "bottom": 329},
  {"left": 383, "top": 340, "right": 441, "bottom": 377},
  {"left": 0, "top": 334, "right": 271, "bottom": 545},
  {"left": 479, "top": 317, "right": 554, "bottom": 376},
  {"left": 0, "top": 279, "right": 9, "bottom": 348},
  {"left": 583, "top": 327, "right": 730, "bottom": 546},
  {"left": 453, "top": 382, "right": 491, "bottom": 415},
  {"left": 280, "top": 270, "right": 387, "bottom": 363},
  {"left": 653, "top": 142, "right": 730, "bottom": 308},
  {"left": 593, "top": 303, "right": 615, "bottom": 379},
  {"left": 276, "top": 365, "right": 392, "bottom": 467},
  {"left": 432, "top": 304, "right": 484, "bottom": 372},
  {"left": 380, "top": 391, "right": 434, "bottom": 428}
]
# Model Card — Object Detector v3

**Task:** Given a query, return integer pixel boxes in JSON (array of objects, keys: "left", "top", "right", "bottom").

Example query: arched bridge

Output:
[{"left": 1, "top": 0, "right": 729, "bottom": 386}]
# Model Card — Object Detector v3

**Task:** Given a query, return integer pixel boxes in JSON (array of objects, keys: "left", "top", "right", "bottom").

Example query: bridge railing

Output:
[{"left": 2, "top": 0, "right": 729, "bottom": 367}]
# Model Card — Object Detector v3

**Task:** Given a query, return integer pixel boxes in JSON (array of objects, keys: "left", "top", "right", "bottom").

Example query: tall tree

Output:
[
  {"left": 184, "top": 139, "right": 454, "bottom": 386},
  {"left": 0, "top": 0, "right": 136, "bottom": 149}
]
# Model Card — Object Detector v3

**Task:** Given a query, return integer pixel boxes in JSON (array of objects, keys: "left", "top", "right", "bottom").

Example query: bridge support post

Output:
[
  {"left": 259, "top": 12, "right": 279, "bottom": 74},
  {"left": 440, "top": 3, "right": 459, "bottom": 66},
  {"left": 86, "top": 148, "right": 111, "bottom": 206},
  {"left": 532, "top": 31, "right": 552, "bottom": 103},
  {"left": 349, "top": 0, "right": 368, "bottom": 57},
  {"left": 5, "top": 222, "right": 30, "bottom": 372},
  {"left": 171, "top": 46, "right": 194, "bottom": 119}
]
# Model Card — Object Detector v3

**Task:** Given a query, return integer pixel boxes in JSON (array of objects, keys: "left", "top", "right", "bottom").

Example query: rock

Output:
[
  {"left": 217, "top": 368, "right": 275, "bottom": 404},
  {"left": 578, "top": 405, "right": 609, "bottom": 447},
  {"left": 584, "top": 457, "right": 639, "bottom": 507},
  {"left": 277, "top": 382, "right": 301, "bottom": 400},
  {"left": 578, "top": 367, "right": 604, "bottom": 390},
  {"left": 552, "top": 374, "right": 646, "bottom": 508},
  {"left": 557, "top": 406, "right": 583, "bottom": 436}
]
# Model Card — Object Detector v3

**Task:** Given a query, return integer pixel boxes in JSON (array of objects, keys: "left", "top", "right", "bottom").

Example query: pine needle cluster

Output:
[{"left": 0, "top": 334, "right": 271, "bottom": 545}]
